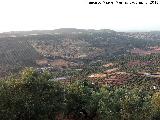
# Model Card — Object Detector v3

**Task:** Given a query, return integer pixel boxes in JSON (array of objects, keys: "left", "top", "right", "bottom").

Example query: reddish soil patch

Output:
[
  {"left": 50, "top": 59, "right": 69, "bottom": 68},
  {"left": 131, "top": 48, "right": 151, "bottom": 55},
  {"left": 131, "top": 46, "right": 160, "bottom": 55},
  {"left": 36, "top": 59, "right": 48, "bottom": 65},
  {"left": 128, "top": 60, "right": 152, "bottom": 67},
  {"left": 88, "top": 73, "right": 107, "bottom": 79},
  {"left": 89, "top": 72, "right": 131, "bottom": 85},
  {"left": 102, "top": 74, "right": 130, "bottom": 85}
]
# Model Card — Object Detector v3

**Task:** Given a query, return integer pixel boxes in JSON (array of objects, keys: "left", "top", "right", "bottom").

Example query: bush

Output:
[
  {"left": 98, "top": 87, "right": 152, "bottom": 120},
  {"left": 64, "top": 80, "right": 100, "bottom": 120},
  {"left": 0, "top": 68, "right": 64, "bottom": 120}
]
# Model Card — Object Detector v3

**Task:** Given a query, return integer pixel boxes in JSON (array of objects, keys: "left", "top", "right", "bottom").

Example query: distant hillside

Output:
[
  {"left": 0, "top": 28, "right": 160, "bottom": 77},
  {"left": 0, "top": 28, "right": 116, "bottom": 37}
]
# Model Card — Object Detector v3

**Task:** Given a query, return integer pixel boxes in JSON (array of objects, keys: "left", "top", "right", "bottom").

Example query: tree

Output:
[
  {"left": 0, "top": 68, "right": 65, "bottom": 120},
  {"left": 64, "top": 80, "right": 100, "bottom": 120}
]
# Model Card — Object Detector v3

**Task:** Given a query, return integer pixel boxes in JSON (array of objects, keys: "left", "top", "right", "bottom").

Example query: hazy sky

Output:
[{"left": 0, "top": 0, "right": 160, "bottom": 32}]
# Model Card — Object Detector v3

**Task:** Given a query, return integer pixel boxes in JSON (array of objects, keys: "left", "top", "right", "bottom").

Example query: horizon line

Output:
[{"left": 0, "top": 28, "right": 160, "bottom": 33}]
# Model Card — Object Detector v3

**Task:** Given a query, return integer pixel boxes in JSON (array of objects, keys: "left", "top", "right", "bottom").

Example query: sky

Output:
[{"left": 0, "top": 0, "right": 160, "bottom": 32}]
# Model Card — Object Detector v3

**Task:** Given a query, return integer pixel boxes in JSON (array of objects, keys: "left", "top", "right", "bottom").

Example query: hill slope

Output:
[{"left": 1, "top": 28, "right": 160, "bottom": 77}]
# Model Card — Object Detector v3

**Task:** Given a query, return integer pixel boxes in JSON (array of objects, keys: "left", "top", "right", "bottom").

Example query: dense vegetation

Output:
[{"left": 0, "top": 68, "right": 160, "bottom": 120}]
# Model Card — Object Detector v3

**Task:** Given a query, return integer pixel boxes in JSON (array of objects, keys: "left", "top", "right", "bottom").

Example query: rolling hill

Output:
[{"left": 1, "top": 28, "right": 160, "bottom": 77}]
